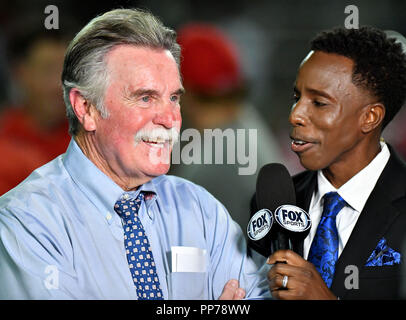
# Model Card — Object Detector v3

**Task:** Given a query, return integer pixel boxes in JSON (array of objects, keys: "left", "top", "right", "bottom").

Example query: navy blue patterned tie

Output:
[
  {"left": 307, "top": 192, "right": 347, "bottom": 288},
  {"left": 114, "top": 192, "right": 164, "bottom": 300}
]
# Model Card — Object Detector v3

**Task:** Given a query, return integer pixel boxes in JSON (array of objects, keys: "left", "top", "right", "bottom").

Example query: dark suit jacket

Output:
[
  {"left": 293, "top": 146, "right": 406, "bottom": 299},
  {"left": 250, "top": 146, "right": 406, "bottom": 299}
]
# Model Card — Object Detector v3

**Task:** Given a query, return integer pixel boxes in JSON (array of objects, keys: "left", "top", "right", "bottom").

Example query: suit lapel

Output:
[
  {"left": 331, "top": 148, "right": 406, "bottom": 298},
  {"left": 293, "top": 171, "right": 317, "bottom": 256},
  {"left": 295, "top": 171, "right": 317, "bottom": 212}
]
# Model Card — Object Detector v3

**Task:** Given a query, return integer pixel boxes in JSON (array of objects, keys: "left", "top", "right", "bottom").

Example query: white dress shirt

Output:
[{"left": 303, "top": 142, "right": 390, "bottom": 259}]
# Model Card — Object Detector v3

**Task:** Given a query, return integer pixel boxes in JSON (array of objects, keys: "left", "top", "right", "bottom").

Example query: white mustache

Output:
[{"left": 134, "top": 127, "right": 179, "bottom": 147}]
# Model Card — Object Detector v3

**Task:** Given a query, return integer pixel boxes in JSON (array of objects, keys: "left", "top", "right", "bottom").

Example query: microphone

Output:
[{"left": 247, "top": 163, "right": 311, "bottom": 257}]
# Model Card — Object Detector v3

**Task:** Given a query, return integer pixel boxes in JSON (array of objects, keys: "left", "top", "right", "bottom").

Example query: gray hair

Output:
[{"left": 62, "top": 8, "right": 181, "bottom": 136}]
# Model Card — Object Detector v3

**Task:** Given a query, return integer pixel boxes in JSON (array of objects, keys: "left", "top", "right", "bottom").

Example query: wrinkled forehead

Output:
[
  {"left": 104, "top": 45, "right": 182, "bottom": 88},
  {"left": 106, "top": 44, "right": 178, "bottom": 70}
]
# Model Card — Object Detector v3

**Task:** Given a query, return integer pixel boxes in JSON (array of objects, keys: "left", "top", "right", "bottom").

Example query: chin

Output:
[
  {"left": 298, "top": 156, "right": 324, "bottom": 172},
  {"left": 136, "top": 145, "right": 173, "bottom": 176},
  {"left": 144, "top": 163, "right": 171, "bottom": 178}
]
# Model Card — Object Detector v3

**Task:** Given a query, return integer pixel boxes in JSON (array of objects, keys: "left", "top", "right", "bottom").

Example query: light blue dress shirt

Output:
[{"left": 0, "top": 139, "right": 270, "bottom": 299}]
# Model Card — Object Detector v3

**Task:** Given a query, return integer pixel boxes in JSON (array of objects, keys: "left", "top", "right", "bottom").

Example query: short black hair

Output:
[{"left": 310, "top": 26, "right": 406, "bottom": 129}]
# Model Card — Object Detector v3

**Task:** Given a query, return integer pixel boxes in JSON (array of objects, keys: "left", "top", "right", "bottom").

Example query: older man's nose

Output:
[{"left": 153, "top": 101, "right": 179, "bottom": 129}]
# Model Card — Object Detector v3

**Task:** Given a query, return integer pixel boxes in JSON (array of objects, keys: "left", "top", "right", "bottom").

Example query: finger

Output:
[
  {"left": 234, "top": 288, "right": 246, "bottom": 300},
  {"left": 269, "top": 274, "right": 286, "bottom": 292},
  {"left": 266, "top": 250, "right": 288, "bottom": 265},
  {"left": 270, "top": 276, "right": 304, "bottom": 299},
  {"left": 271, "top": 285, "right": 300, "bottom": 300},
  {"left": 218, "top": 279, "right": 239, "bottom": 300},
  {"left": 267, "top": 249, "right": 308, "bottom": 267},
  {"left": 268, "top": 264, "right": 314, "bottom": 294},
  {"left": 269, "top": 272, "right": 293, "bottom": 290},
  {"left": 268, "top": 261, "right": 309, "bottom": 281},
  {"left": 269, "top": 273, "right": 302, "bottom": 290}
]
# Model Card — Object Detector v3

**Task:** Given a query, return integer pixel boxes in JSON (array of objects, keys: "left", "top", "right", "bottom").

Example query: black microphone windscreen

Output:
[{"left": 256, "top": 163, "right": 296, "bottom": 211}]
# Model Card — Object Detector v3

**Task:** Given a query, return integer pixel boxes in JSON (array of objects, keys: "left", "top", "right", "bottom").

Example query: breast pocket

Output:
[
  {"left": 360, "top": 265, "right": 401, "bottom": 279},
  {"left": 167, "top": 272, "right": 208, "bottom": 299},
  {"left": 340, "top": 265, "right": 404, "bottom": 299}
]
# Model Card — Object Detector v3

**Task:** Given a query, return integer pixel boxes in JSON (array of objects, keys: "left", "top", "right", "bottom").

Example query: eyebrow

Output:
[
  {"left": 173, "top": 87, "right": 185, "bottom": 96},
  {"left": 293, "top": 85, "right": 335, "bottom": 101},
  {"left": 127, "top": 89, "right": 157, "bottom": 98},
  {"left": 125, "top": 87, "right": 185, "bottom": 98}
]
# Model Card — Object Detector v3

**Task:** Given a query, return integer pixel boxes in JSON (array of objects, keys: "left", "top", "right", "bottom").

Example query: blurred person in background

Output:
[
  {"left": 383, "top": 30, "right": 406, "bottom": 161},
  {"left": 0, "top": 28, "right": 70, "bottom": 194},
  {"left": 172, "top": 23, "right": 284, "bottom": 233},
  {"left": 384, "top": 30, "right": 406, "bottom": 299}
]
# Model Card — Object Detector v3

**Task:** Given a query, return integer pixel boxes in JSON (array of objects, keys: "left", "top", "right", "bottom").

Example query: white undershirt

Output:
[{"left": 303, "top": 142, "right": 390, "bottom": 259}]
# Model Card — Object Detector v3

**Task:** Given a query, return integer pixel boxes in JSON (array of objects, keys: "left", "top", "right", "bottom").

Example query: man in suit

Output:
[{"left": 266, "top": 26, "right": 406, "bottom": 299}]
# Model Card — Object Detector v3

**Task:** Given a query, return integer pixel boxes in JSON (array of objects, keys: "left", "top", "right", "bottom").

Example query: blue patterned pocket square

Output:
[{"left": 365, "top": 237, "right": 401, "bottom": 267}]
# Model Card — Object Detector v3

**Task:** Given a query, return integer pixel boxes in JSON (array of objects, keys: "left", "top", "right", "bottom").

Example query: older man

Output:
[{"left": 0, "top": 9, "right": 269, "bottom": 300}]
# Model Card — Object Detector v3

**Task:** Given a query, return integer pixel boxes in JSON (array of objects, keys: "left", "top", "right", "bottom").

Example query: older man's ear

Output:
[{"left": 69, "top": 88, "right": 98, "bottom": 132}]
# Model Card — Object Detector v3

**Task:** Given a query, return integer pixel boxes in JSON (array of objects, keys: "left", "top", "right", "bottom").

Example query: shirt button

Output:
[
  {"left": 106, "top": 212, "right": 113, "bottom": 221},
  {"left": 123, "top": 193, "right": 130, "bottom": 200}
]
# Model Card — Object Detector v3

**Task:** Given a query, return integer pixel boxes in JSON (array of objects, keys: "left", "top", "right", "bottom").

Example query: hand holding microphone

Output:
[
  {"left": 266, "top": 249, "right": 337, "bottom": 300},
  {"left": 248, "top": 163, "right": 337, "bottom": 299}
]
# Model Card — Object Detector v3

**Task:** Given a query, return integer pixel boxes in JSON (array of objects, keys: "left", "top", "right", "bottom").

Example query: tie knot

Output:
[
  {"left": 322, "top": 192, "right": 346, "bottom": 219},
  {"left": 114, "top": 192, "right": 144, "bottom": 218}
]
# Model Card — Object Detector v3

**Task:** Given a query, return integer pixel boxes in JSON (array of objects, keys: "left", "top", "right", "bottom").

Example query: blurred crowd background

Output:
[{"left": 0, "top": 0, "right": 405, "bottom": 231}]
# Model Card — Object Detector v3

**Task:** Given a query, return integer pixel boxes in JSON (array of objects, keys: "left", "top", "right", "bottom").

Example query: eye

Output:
[
  {"left": 141, "top": 96, "right": 150, "bottom": 103},
  {"left": 313, "top": 100, "right": 327, "bottom": 107},
  {"left": 170, "top": 95, "right": 180, "bottom": 103}
]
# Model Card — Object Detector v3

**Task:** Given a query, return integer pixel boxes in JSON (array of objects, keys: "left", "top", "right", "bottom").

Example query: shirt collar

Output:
[
  {"left": 313, "top": 141, "right": 390, "bottom": 213},
  {"left": 62, "top": 139, "right": 158, "bottom": 218}
]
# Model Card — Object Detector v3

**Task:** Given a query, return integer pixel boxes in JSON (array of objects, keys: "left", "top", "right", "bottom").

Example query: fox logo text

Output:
[
  {"left": 274, "top": 205, "right": 311, "bottom": 232},
  {"left": 247, "top": 209, "right": 273, "bottom": 240}
]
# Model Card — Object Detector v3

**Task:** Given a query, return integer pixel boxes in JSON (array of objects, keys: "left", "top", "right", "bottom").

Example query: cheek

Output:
[
  {"left": 316, "top": 117, "right": 361, "bottom": 166},
  {"left": 325, "top": 113, "right": 359, "bottom": 141},
  {"left": 107, "top": 108, "right": 155, "bottom": 135},
  {"left": 174, "top": 110, "right": 182, "bottom": 130},
  {"left": 103, "top": 86, "right": 155, "bottom": 131},
  {"left": 310, "top": 107, "right": 349, "bottom": 142},
  {"left": 312, "top": 109, "right": 339, "bottom": 130}
]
